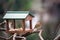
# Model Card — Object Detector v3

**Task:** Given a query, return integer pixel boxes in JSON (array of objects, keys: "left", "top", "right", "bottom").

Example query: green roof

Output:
[{"left": 3, "top": 11, "right": 29, "bottom": 19}]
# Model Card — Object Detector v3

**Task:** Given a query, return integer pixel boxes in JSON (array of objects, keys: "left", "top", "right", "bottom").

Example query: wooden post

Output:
[
  {"left": 13, "top": 19, "right": 15, "bottom": 29},
  {"left": 30, "top": 20, "right": 32, "bottom": 29},
  {"left": 22, "top": 20, "right": 25, "bottom": 31},
  {"left": 6, "top": 19, "right": 9, "bottom": 30}
]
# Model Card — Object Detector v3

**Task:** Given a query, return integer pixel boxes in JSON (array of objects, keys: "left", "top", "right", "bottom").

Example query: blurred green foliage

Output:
[
  {"left": 6, "top": 0, "right": 32, "bottom": 11},
  {"left": 15, "top": 20, "right": 22, "bottom": 28},
  {"left": 26, "top": 33, "right": 40, "bottom": 40},
  {"left": 42, "top": 24, "right": 54, "bottom": 40}
]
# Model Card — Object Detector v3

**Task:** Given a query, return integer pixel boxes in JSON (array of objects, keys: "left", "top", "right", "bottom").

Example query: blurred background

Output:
[
  {"left": 0, "top": 0, "right": 32, "bottom": 11},
  {"left": 0, "top": 0, "right": 60, "bottom": 40}
]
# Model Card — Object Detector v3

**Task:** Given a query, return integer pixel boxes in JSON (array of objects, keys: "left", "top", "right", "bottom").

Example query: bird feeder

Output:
[{"left": 3, "top": 11, "right": 34, "bottom": 34}]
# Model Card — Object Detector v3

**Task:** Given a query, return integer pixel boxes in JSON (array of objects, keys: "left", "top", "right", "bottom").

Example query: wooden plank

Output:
[
  {"left": 22, "top": 20, "right": 25, "bottom": 31},
  {"left": 9, "top": 29, "right": 33, "bottom": 35},
  {"left": 30, "top": 20, "right": 32, "bottom": 29},
  {"left": 6, "top": 19, "right": 9, "bottom": 30},
  {"left": 13, "top": 19, "right": 15, "bottom": 29}
]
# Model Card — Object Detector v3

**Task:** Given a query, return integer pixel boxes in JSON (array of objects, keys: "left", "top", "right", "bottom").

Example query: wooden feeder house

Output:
[{"left": 3, "top": 11, "right": 34, "bottom": 34}]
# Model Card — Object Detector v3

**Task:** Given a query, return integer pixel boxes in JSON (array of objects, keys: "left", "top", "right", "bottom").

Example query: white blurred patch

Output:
[
  {"left": 25, "top": 21, "right": 30, "bottom": 29},
  {"left": 32, "top": 14, "right": 40, "bottom": 29},
  {"left": 43, "top": 13, "right": 49, "bottom": 23}
]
